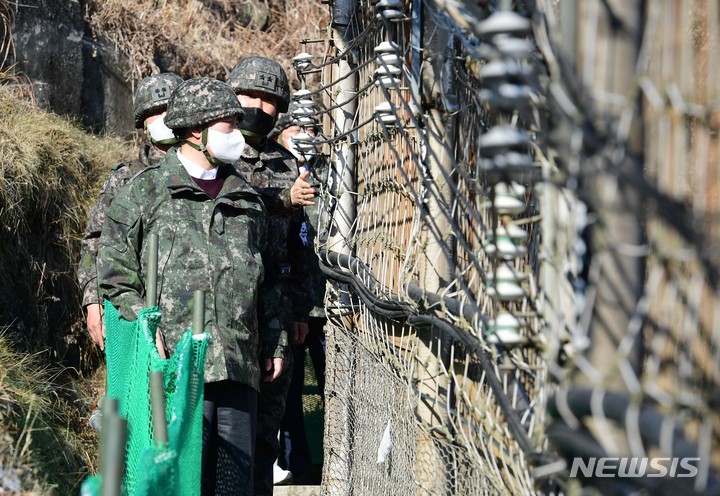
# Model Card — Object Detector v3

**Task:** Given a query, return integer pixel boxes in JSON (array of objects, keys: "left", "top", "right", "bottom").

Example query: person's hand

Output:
[
  {"left": 263, "top": 357, "right": 285, "bottom": 382},
  {"left": 291, "top": 321, "right": 309, "bottom": 345},
  {"left": 85, "top": 303, "right": 105, "bottom": 350},
  {"left": 155, "top": 328, "right": 168, "bottom": 359},
  {"left": 290, "top": 171, "right": 316, "bottom": 206}
]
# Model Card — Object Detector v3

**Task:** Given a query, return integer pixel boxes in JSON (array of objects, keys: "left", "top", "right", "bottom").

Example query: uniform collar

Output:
[
  {"left": 163, "top": 152, "right": 260, "bottom": 200},
  {"left": 176, "top": 150, "right": 219, "bottom": 179}
]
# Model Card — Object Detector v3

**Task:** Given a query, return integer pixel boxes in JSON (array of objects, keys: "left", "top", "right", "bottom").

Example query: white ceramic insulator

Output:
[{"left": 374, "top": 41, "right": 400, "bottom": 54}]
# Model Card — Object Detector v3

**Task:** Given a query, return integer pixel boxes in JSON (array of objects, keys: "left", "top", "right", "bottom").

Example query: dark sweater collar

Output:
[{"left": 163, "top": 152, "right": 260, "bottom": 201}]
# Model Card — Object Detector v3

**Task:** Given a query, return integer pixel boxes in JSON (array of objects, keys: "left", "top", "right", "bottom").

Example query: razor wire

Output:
[{"left": 282, "top": 0, "right": 720, "bottom": 494}]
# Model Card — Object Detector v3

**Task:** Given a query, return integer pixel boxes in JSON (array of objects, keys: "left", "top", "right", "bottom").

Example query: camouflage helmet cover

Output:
[
  {"left": 164, "top": 77, "right": 245, "bottom": 130},
  {"left": 226, "top": 56, "right": 291, "bottom": 113},
  {"left": 133, "top": 73, "right": 184, "bottom": 128},
  {"left": 269, "top": 101, "right": 299, "bottom": 139},
  {"left": 269, "top": 101, "right": 320, "bottom": 139}
]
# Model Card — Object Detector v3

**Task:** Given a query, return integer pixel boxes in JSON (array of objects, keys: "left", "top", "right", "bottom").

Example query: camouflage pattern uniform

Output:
[
  {"left": 299, "top": 154, "right": 329, "bottom": 319},
  {"left": 78, "top": 146, "right": 164, "bottom": 307},
  {"left": 98, "top": 78, "right": 287, "bottom": 387},
  {"left": 239, "top": 139, "right": 311, "bottom": 494},
  {"left": 273, "top": 113, "right": 329, "bottom": 484},
  {"left": 270, "top": 101, "right": 329, "bottom": 318},
  {"left": 78, "top": 73, "right": 182, "bottom": 309},
  {"left": 98, "top": 152, "right": 285, "bottom": 385},
  {"left": 237, "top": 141, "right": 312, "bottom": 327},
  {"left": 228, "top": 56, "right": 312, "bottom": 495}
]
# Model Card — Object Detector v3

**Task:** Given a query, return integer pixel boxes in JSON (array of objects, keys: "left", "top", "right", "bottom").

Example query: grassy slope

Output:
[
  {"left": 0, "top": 86, "right": 130, "bottom": 495},
  {"left": 0, "top": 335, "right": 106, "bottom": 495},
  {"left": 0, "top": 84, "right": 132, "bottom": 354}
]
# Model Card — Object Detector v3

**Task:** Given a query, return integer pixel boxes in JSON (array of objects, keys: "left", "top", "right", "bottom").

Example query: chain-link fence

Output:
[{"left": 287, "top": 0, "right": 720, "bottom": 494}]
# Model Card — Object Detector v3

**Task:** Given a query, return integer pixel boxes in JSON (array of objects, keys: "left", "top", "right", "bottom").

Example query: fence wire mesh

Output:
[{"left": 289, "top": 0, "right": 720, "bottom": 494}]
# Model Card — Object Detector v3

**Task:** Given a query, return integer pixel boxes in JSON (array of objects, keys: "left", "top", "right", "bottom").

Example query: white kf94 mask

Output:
[{"left": 207, "top": 128, "right": 246, "bottom": 164}]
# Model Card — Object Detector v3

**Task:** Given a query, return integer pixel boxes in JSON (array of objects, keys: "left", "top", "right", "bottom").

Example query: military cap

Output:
[
  {"left": 133, "top": 73, "right": 184, "bottom": 128},
  {"left": 164, "top": 77, "right": 245, "bottom": 130},
  {"left": 226, "top": 56, "right": 291, "bottom": 113}
]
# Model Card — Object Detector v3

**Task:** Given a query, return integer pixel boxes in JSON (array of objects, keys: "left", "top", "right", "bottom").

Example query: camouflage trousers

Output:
[{"left": 254, "top": 348, "right": 293, "bottom": 495}]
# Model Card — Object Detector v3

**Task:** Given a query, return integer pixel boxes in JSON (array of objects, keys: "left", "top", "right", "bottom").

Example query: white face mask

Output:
[
  {"left": 284, "top": 132, "right": 318, "bottom": 161},
  {"left": 283, "top": 136, "right": 303, "bottom": 161},
  {"left": 207, "top": 128, "right": 246, "bottom": 164},
  {"left": 146, "top": 115, "right": 178, "bottom": 145}
]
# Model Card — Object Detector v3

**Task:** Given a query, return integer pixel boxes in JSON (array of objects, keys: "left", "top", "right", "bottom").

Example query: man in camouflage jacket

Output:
[
  {"left": 78, "top": 73, "right": 183, "bottom": 349},
  {"left": 227, "top": 56, "right": 313, "bottom": 494},
  {"left": 98, "top": 78, "right": 286, "bottom": 495},
  {"left": 273, "top": 104, "right": 329, "bottom": 484}
]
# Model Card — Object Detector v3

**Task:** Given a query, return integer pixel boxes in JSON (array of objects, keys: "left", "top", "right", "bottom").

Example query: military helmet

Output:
[
  {"left": 132, "top": 73, "right": 184, "bottom": 128},
  {"left": 269, "top": 101, "right": 299, "bottom": 139},
  {"left": 226, "top": 56, "right": 291, "bottom": 113},
  {"left": 164, "top": 77, "right": 245, "bottom": 130}
]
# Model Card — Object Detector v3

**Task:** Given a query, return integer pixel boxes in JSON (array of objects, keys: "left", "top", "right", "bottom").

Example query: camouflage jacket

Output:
[
  {"left": 98, "top": 151, "right": 286, "bottom": 388},
  {"left": 78, "top": 144, "right": 165, "bottom": 307},
  {"left": 236, "top": 138, "right": 312, "bottom": 324},
  {"left": 298, "top": 155, "right": 329, "bottom": 317},
  {"left": 240, "top": 139, "right": 295, "bottom": 213}
]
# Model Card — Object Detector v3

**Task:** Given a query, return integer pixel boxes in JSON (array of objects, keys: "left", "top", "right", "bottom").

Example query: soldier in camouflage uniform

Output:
[
  {"left": 78, "top": 72, "right": 183, "bottom": 349},
  {"left": 98, "top": 77, "right": 287, "bottom": 496},
  {"left": 226, "top": 56, "right": 313, "bottom": 494},
  {"left": 272, "top": 105, "right": 329, "bottom": 484}
]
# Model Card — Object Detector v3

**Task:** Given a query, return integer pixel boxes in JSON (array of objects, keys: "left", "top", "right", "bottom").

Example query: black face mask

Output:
[{"left": 239, "top": 108, "right": 276, "bottom": 138}]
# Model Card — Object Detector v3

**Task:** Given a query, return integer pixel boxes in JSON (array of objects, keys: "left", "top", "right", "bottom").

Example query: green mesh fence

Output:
[{"left": 81, "top": 302, "right": 209, "bottom": 496}]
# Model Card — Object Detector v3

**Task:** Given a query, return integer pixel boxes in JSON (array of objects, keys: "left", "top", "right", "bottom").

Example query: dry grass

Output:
[
  {"left": 0, "top": 0, "right": 34, "bottom": 100},
  {"left": 0, "top": 85, "right": 132, "bottom": 358},
  {"left": 86, "top": 0, "right": 329, "bottom": 89},
  {"left": 0, "top": 331, "right": 102, "bottom": 495},
  {"left": 0, "top": 0, "right": 15, "bottom": 74},
  {"left": 0, "top": 6, "right": 119, "bottom": 493}
]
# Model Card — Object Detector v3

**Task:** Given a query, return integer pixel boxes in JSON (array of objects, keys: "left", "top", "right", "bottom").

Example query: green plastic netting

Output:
[{"left": 81, "top": 302, "right": 210, "bottom": 496}]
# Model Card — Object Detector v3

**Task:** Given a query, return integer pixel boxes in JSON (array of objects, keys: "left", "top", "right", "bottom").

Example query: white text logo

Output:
[{"left": 569, "top": 457, "right": 700, "bottom": 478}]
